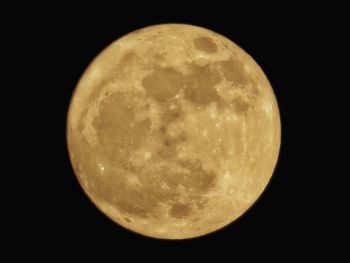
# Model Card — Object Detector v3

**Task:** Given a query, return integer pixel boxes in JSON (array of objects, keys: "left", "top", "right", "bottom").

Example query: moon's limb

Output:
[{"left": 67, "top": 24, "right": 281, "bottom": 239}]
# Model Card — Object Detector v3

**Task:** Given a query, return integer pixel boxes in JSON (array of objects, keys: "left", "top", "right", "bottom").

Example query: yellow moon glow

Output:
[{"left": 67, "top": 24, "right": 281, "bottom": 239}]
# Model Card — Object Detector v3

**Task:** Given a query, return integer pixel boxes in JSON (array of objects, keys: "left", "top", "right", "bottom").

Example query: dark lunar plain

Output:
[{"left": 11, "top": 2, "right": 344, "bottom": 261}]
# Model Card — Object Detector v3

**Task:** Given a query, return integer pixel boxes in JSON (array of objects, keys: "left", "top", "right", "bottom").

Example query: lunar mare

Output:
[{"left": 67, "top": 24, "right": 281, "bottom": 239}]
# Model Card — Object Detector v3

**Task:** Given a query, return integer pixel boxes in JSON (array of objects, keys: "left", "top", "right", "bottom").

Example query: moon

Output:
[{"left": 66, "top": 24, "right": 281, "bottom": 239}]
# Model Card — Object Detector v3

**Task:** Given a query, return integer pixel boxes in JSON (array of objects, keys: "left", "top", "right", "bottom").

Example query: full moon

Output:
[{"left": 67, "top": 24, "right": 281, "bottom": 239}]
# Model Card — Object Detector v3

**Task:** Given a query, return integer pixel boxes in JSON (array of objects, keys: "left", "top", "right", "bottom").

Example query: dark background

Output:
[{"left": 13, "top": 2, "right": 344, "bottom": 259}]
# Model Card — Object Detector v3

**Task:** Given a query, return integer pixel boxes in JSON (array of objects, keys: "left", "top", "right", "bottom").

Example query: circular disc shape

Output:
[{"left": 67, "top": 24, "right": 281, "bottom": 239}]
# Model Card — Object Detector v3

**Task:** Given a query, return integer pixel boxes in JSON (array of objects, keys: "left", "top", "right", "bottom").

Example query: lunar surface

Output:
[{"left": 66, "top": 24, "right": 281, "bottom": 239}]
